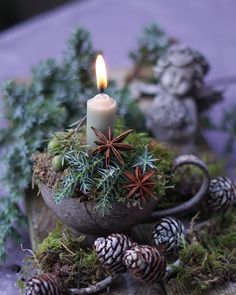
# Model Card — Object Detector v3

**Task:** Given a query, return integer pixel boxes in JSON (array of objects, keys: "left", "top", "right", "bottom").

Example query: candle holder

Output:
[
  {"left": 27, "top": 121, "right": 236, "bottom": 295},
  {"left": 32, "top": 122, "right": 210, "bottom": 237}
]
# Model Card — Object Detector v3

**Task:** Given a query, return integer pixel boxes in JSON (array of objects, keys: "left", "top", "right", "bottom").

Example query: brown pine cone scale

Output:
[
  {"left": 94, "top": 233, "right": 137, "bottom": 273},
  {"left": 123, "top": 245, "right": 167, "bottom": 283},
  {"left": 26, "top": 273, "right": 62, "bottom": 295}
]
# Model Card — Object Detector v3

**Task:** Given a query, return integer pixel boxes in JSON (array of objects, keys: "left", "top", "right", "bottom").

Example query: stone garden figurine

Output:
[{"left": 146, "top": 45, "right": 222, "bottom": 144}]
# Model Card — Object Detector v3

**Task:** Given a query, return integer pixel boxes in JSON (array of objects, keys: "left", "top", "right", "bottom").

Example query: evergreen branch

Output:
[
  {"left": 55, "top": 151, "right": 104, "bottom": 202},
  {"left": 54, "top": 171, "right": 80, "bottom": 204},
  {"left": 129, "top": 23, "right": 170, "bottom": 66},
  {"left": 133, "top": 147, "right": 157, "bottom": 173},
  {"left": 65, "top": 151, "right": 103, "bottom": 194},
  {"left": 0, "top": 26, "right": 95, "bottom": 259},
  {"left": 95, "top": 165, "right": 125, "bottom": 216},
  {"left": 0, "top": 198, "right": 25, "bottom": 260}
]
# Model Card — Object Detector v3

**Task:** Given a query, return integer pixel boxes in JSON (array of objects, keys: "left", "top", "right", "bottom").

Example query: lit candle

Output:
[{"left": 86, "top": 55, "right": 117, "bottom": 146}]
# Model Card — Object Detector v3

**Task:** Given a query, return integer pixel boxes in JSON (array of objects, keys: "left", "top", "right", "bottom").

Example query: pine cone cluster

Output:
[
  {"left": 123, "top": 245, "right": 166, "bottom": 283},
  {"left": 26, "top": 273, "right": 62, "bottom": 295},
  {"left": 153, "top": 217, "right": 186, "bottom": 255},
  {"left": 208, "top": 177, "right": 236, "bottom": 210},
  {"left": 94, "top": 233, "right": 137, "bottom": 273}
]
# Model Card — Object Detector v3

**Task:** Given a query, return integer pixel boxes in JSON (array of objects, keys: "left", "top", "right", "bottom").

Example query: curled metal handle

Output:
[{"left": 148, "top": 154, "right": 210, "bottom": 221}]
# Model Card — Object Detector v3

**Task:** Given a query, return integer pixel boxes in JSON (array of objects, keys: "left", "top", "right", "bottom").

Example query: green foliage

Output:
[
  {"left": 129, "top": 23, "right": 170, "bottom": 67},
  {"left": 94, "top": 165, "right": 126, "bottom": 215},
  {"left": 0, "top": 198, "right": 25, "bottom": 260},
  {"left": 54, "top": 149, "right": 103, "bottom": 203},
  {"left": 133, "top": 147, "right": 157, "bottom": 173},
  {"left": 37, "top": 223, "right": 64, "bottom": 254},
  {"left": 34, "top": 125, "right": 173, "bottom": 216},
  {"left": 172, "top": 209, "right": 236, "bottom": 294},
  {"left": 37, "top": 226, "right": 106, "bottom": 288},
  {"left": 0, "top": 24, "right": 146, "bottom": 258},
  {"left": 18, "top": 225, "right": 107, "bottom": 291},
  {"left": 0, "top": 26, "right": 95, "bottom": 259}
]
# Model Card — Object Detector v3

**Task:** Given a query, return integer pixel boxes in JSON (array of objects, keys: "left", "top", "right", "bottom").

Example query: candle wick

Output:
[{"left": 100, "top": 88, "right": 105, "bottom": 93}]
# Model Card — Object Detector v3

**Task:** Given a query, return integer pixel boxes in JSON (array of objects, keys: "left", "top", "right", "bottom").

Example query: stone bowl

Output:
[
  {"left": 39, "top": 154, "right": 210, "bottom": 236},
  {"left": 40, "top": 183, "right": 157, "bottom": 235}
]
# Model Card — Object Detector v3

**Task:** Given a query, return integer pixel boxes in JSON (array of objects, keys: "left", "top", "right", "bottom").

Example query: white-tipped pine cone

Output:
[
  {"left": 208, "top": 177, "right": 236, "bottom": 210},
  {"left": 123, "top": 245, "right": 166, "bottom": 283},
  {"left": 153, "top": 217, "right": 186, "bottom": 255},
  {"left": 94, "top": 233, "right": 136, "bottom": 273},
  {"left": 26, "top": 273, "right": 62, "bottom": 295}
]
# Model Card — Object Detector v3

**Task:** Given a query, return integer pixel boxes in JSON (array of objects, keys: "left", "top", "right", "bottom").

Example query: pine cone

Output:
[
  {"left": 152, "top": 217, "right": 186, "bottom": 255},
  {"left": 94, "top": 233, "right": 136, "bottom": 273},
  {"left": 208, "top": 177, "right": 236, "bottom": 210},
  {"left": 123, "top": 245, "right": 166, "bottom": 283},
  {"left": 26, "top": 273, "right": 62, "bottom": 295}
]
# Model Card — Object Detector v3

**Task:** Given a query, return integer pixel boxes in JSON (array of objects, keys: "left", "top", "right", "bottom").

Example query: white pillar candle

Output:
[{"left": 86, "top": 55, "right": 117, "bottom": 146}]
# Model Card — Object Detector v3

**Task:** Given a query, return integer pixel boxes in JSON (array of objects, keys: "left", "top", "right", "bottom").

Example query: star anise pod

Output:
[
  {"left": 123, "top": 166, "right": 155, "bottom": 201},
  {"left": 91, "top": 126, "right": 133, "bottom": 167}
]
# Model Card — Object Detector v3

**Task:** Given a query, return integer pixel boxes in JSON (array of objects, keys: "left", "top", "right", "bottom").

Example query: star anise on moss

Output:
[
  {"left": 123, "top": 166, "right": 155, "bottom": 201},
  {"left": 91, "top": 126, "right": 133, "bottom": 167}
]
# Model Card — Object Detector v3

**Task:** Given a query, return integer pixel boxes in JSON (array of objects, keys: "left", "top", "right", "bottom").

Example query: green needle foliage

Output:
[
  {"left": 0, "top": 25, "right": 144, "bottom": 259},
  {"left": 129, "top": 23, "right": 171, "bottom": 67},
  {"left": 132, "top": 147, "right": 157, "bottom": 173},
  {"left": 94, "top": 165, "right": 126, "bottom": 216},
  {"left": 54, "top": 149, "right": 104, "bottom": 203},
  {"left": 0, "top": 26, "right": 95, "bottom": 259},
  {"left": 33, "top": 125, "right": 173, "bottom": 216},
  {"left": 0, "top": 198, "right": 25, "bottom": 260}
]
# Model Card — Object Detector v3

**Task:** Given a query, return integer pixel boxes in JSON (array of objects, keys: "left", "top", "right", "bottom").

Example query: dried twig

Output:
[
  {"left": 69, "top": 275, "right": 116, "bottom": 295},
  {"left": 70, "top": 116, "right": 87, "bottom": 134},
  {"left": 59, "top": 241, "right": 76, "bottom": 256},
  {"left": 20, "top": 244, "right": 42, "bottom": 273}
]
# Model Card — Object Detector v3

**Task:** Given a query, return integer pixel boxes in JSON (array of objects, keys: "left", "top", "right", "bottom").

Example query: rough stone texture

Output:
[{"left": 40, "top": 183, "right": 157, "bottom": 235}]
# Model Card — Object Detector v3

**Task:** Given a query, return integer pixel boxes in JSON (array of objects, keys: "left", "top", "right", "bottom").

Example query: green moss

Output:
[
  {"left": 37, "top": 223, "right": 63, "bottom": 254},
  {"left": 18, "top": 224, "right": 109, "bottom": 291},
  {"left": 48, "top": 128, "right": 86, "bottom": 157},
  {"left": 171, "top": 208, "right": 236, "bottom": 294},
  {"left": 33, "top": 120, "right": 174, "bottom": 214},
  {"left": 158, "top": 152, "right": 226, "bottom": 210},
  {"left": 125, "top": 131, "right": 150, "bottom": 148},
  {"left": 16, "top": 278, "right": 26, "bottom": 295}
]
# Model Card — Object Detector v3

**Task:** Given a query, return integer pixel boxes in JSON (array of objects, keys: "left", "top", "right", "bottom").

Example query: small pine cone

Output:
[
  {"left": 94, "top": 233, "right": 136, "bottom": 273},
  {"left": 153, "top": 217, "right": 186, "bottom": 255},
  {"left": 26, "top": 273, "right": 62, "bottom": 295},
  {"left": 123, "top": 245, "right": 166, "bottom": 283},
  {"left": 208, "top": 177, "right": 236, "bottom": 210}
]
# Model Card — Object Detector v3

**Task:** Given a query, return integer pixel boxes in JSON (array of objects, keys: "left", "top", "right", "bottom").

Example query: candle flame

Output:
[{"left": 96, "top": 54, "right": 107, "bottom": 91}]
